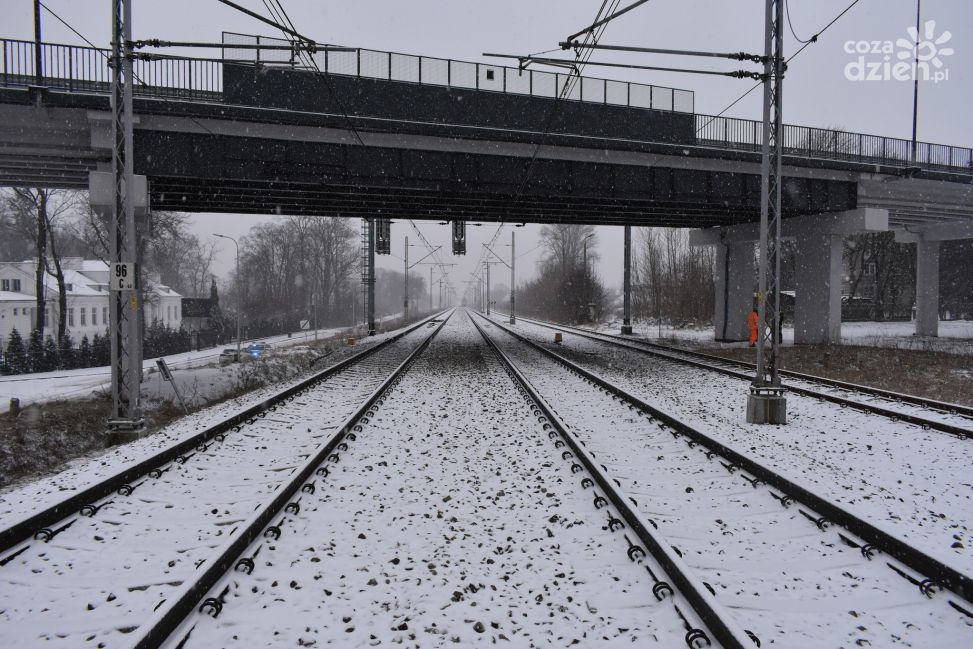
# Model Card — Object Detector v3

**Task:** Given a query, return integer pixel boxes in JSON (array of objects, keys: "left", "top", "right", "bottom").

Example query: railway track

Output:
[
  {"left": 122, "top": 310, "right": 748, "bottom": 648},
  {"left": 4, "top": 310, "right": 970, "bottom": 647},
  {"left": 506, "top": 314, "right": 973, "bottom": 438},
  {"left": 0, "top": 312, "right": 450, "bottom": 648},
  {"left": 473, "top": 311, "right": 973, "bottom": 647}
]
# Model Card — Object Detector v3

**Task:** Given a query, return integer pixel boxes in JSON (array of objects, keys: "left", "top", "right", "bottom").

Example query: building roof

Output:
[
  {"left": 0, "top": 290, "right": 33, "bottom": 302},
  {"left": 0, "top": 259, "right": 181, "bottom": 300}
]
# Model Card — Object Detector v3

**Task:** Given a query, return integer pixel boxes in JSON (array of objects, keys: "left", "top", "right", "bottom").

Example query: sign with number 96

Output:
[{"left": 111, "top": 262, "right": 135, "bottom": 290}]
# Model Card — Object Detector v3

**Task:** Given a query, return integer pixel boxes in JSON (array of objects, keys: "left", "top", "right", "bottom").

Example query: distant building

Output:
[
  {"left": 0, "top": 258, "right": 182, "bottom": 351},
  {"left": 181, "top": 278, "right": 225, "bottom": 349}
]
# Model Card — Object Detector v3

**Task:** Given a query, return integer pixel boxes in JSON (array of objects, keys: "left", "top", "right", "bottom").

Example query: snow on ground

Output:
[
  {"left": 478, "top": 313, "right": 972, "bottom": 648},
  {"left": 0, "top": 323, "right": 409, "bottom": 512},
  {"left": 181, "top": 313, "right": 685, "bottom": 648},
  {"left": 0, "top": 326, "right": 347, "bottom": 414},
  {"left": 0, "top": 321, "right": 440, "bottom": 648},
  {"left": 597, "top": 319, "right": 973, "bottom": 355},
  {"left": 501, "top": 316, "right": 973, "bottom": 578}
]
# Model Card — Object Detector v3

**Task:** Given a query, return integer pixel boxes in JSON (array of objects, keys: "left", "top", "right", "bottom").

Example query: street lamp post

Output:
[{"left": 214, "top": 234, "right": 241, "bottom": 361}]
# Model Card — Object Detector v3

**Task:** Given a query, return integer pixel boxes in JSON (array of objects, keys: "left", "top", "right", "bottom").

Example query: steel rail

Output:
[
  {"left": 0, "top": 311, "right": 447, "bottom": 556},
  {"left": 468, "top": 311, "right": 757, "bottom": 649},
  {"left": 126, "top": 311, "right": 453, "bottom": 649},
  {"left": 475, "top": 312, "right": 973, "bottom": 605},
  {"left": 507, "top": 314, "right": 973, "bottom": 438}
]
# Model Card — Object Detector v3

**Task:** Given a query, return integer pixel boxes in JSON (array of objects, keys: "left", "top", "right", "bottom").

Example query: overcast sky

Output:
[{"left": 6, "top": 1, "right": 971, "bottom": 298}]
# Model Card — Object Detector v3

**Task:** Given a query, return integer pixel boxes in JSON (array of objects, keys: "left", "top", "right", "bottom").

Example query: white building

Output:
[{"left": 0, "top": 258, "right": 182, "bottom": 350}]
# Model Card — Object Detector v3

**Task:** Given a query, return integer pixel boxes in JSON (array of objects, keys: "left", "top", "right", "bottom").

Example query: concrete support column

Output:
[
  {"left": 713, "top": 241, "right": 755, "bottom": 341},
  {"left": 621, "top": 225, "right": 632, "bottom": 335},
  {"left": 793, "top": 233, "right": 842, "bottom": 345},
  {"left": 915, "top": 239, "right": 940, "bottom": 337}
]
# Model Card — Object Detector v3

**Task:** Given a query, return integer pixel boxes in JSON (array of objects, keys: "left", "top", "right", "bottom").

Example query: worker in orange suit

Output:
[{"left": 747, "top": 307, "right": 759, "bottom": 348}]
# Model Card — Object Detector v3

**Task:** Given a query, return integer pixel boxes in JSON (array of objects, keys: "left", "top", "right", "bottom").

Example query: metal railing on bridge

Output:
[
  {"left": 1, "top": 36, "right": 970, "bottom": 176},
  {"left": 0, "top": 37, "right": 221, "bottom": 100},
  {"left": 220, "top": 32, "right": 695, "bottom": 113},
  {"left": 695, "top": 113, "right": 972, "bottom": 174}
]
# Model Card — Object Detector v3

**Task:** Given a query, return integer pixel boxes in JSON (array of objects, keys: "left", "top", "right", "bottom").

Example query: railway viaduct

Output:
[{"left": 1, "top": 37, "right": 971, "bottom": 344}]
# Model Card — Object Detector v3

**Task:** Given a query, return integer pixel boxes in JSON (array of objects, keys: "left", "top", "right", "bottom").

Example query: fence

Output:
[
  {"left": 221, "top": 32, "right": 695, "bottom": 113},
  {"left": 695, "top": 113, "right": 973, "bottom": 174},
  {"left": 0, "top": 38, "right": 221, "bottom": 100},
  {"left": 1, "top": 36, "right": 970, "bottom": 175}
]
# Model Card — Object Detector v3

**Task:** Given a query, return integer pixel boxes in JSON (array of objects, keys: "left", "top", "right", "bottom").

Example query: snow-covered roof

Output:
[
  {"left": 60, "top": 269, "right": 105, "bottom": 295},
  {"left": 77, "top": 259, "right": 109, "bottom": 272},
  {"left": 0, "top": 260, "right": 181, "bottom": 299},
  {"left": 0, "top": 290, "right": 33, "bottom": 302}
]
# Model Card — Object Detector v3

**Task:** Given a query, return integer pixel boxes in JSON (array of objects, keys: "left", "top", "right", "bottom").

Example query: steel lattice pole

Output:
[
  {"left": 748, "top": 0, "right": 786, "bottom": 424},
  {"left": 108, "top": 0, "right": 143, "bottom": 432}
]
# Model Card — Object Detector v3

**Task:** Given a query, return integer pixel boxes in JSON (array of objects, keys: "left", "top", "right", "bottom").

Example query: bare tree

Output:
[
  {"left": 538, "top": 223, "right": 598, "bottom": 273},
  {"left": 3, "top": 188, "right": 77, "bottom": 341},
  {"left": 637, "top": 228, "right": 715, "bottom": 327}
]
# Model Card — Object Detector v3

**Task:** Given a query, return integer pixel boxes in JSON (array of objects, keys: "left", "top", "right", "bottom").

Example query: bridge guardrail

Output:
[
  {"left": 695, "top": 113, "right": 973, "bottom": 174},
  {"left": 0, "top": 38, "right": 221, "bottom": 100},
  {"left": 221, "top": 31, "right": 695, "bottom": 113},
  {"left": 1, "top": 36, "right": 970, "bottom": 176}
]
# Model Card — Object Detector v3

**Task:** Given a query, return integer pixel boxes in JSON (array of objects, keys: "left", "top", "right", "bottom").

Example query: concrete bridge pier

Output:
[
  {"left": 691, "top": 208, "right": 890, "bottom": 346},
  {"left": 896, "top": 222, "right": 973, "bottom": 338},
  {"left": 793, "top": 233, "right": 843, "bottom": 345},
  {"left": 915, "top": 239, "right": 940, "bottom": 337}
]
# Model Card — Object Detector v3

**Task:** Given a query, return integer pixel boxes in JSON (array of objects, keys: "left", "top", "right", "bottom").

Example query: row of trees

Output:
[
  {"left": 231, "top": 216, "right": 360, "bottom": 335},
  {"left": 2, "top": 322, "right": 190, "bottom": 375},
  {"left": 230, "top": 217, "right": 437, "bottom": 336},
  {"left": 633, "top": 228, "right": 715, "bottom": 326},
  {"left": 516, "top": 224, "right": 609, "bottom": 323}
]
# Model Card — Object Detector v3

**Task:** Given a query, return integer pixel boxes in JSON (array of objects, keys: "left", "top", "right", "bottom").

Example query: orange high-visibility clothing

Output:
[{"left": 747, "top": 310, "right": 759, "bottom": 346}]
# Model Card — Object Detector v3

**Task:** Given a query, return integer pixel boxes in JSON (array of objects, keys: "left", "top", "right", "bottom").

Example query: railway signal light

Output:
[
  {"left": 452, "top": 220, "right": 466, "bottom": 255},
  {"left": 376, "top": 218, "right": 391, "bottom": 255}
]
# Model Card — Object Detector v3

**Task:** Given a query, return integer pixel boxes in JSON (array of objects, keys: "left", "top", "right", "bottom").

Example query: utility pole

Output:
[
  {"left": 486, "top": 262, "right": 491, "bottom": 315},
  {"left": 403, "top": 235, "right": 409, "bottom": 322},
  {"left": 911, "top": 0, "right": 921, "bottom": 164},
  {"left": 107, "top": 0, "right": 144, "bottom": 435},
  {"left": 509, "top": 230, "right": 516, "bottom": 325},
  {"left": 430, "top": 266, "right": 434, "bottom": 312},
  {"left": 214, "top": 234, "right": 240, "bottom": 360},
  {"left": 367, "top": 218, "right": 376, "bottom": 335},
  {"left": 33, "top": 0, "right": 42, "bottom": 85},
  {"left": 747, "top": 0, "right": 786, "bottom": 424},
  {"left": 484, "top": 241, "right": 515, "bottom": 323},
  {"left": 622, "top": 225, "right": 632, "bottom": 334}
]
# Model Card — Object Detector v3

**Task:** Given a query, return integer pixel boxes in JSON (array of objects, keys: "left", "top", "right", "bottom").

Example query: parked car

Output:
[{"left": 219, "top": 348, "right": 241, "bottom": 366}]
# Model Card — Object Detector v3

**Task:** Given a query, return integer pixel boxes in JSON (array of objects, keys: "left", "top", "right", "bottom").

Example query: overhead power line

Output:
[
  {"left": 785, "top": 0, "right": 816, "bottom": 44},
  {"left": 697, "top": 0, "right": 864, "bottom": 132},
  {"left": 216, "top": 0, "right": 315, "bottom": 44},
  {"left": 38, "top": 1, "right": 101, "bottom": 51},
  {"left": 467, "top": 0, "right": 628, "bottom": 302},
  {"left": 564, "top": 0, "right": 653, "bottom": 43}
]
